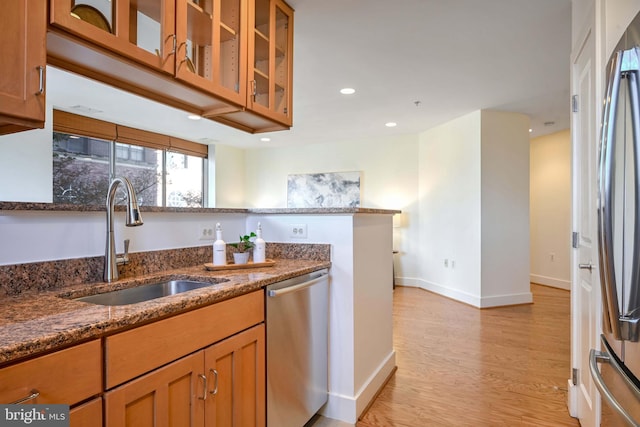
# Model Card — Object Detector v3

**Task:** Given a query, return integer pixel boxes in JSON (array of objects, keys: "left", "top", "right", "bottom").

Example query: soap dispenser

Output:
[
  {"left": 213, "top": 223, "right": 227, "bottom": 265},
  {"left": 253, "top": 222, "right": 266, "bottom": 263}
]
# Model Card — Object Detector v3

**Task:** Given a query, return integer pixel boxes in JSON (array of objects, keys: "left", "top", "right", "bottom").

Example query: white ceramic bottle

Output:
[
  {"left": 253, "top": 222, "right": 266, "bottom": 263},
  {"left": 213, "top": 223, "right": 227, "bottom": 265}
]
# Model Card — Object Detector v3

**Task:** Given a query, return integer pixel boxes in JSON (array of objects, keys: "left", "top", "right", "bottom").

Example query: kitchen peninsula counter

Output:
[
  {"left": 0, "top": 202, "right": 400, "bottom": 215},
  {"left": 0, "top": 258, "right": 329, "bottom": 366}
]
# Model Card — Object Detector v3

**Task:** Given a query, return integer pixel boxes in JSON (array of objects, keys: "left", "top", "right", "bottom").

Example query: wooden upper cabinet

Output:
[
  {"left": 47, "top": 0, "right": 293, "bottom": 133},
  {"left": 248, "top": 0, "right": 293, "bottom": 125},
  {"left": 175, "top": 0, "right": 248, "bottom": 111},
  {"left": 211, "top": 0, "right": 293, "bottom": 131},
  {"left": 0, "top": 0, "right": 47, "bottom": 135},
  {"left": 50, "top": 0, "right": 176, "bottom": 74}
]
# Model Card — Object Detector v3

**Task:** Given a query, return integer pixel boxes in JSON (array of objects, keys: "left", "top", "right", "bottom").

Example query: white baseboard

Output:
[
  {"left": 320, "top": 350, "right": 396, "bottom": 424},
  {"left": 396, "top": 277, "right": 532, "bottom": 308},
  {"left": 530, "top": 274, "right": 571, "bottom": 290},
  {"left": 567, "top": 378, "right": 578, "bottom": 418}
]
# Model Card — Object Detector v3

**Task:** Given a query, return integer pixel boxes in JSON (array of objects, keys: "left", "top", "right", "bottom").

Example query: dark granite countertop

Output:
[
  {"left": 0, "top": 258, "right": 330, "bottom": 366},
  {"left": 0, "top": 202, "right": 400, "bottom": 215}
]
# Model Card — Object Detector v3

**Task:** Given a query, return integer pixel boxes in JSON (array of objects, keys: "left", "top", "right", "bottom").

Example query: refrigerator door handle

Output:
[
  {"left": 598, "top": 49, "right": 624, "bottom": 339},
  {"left": 623, "top": 47, "right": 640, "bottom": 342},
  {"left": 590, "top": 345, "right": 640, "bottom": 426}
]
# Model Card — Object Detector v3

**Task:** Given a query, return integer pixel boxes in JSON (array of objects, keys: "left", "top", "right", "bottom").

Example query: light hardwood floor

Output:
[{"left": 314, "top": 284, "right": 580, "bottom": 427}]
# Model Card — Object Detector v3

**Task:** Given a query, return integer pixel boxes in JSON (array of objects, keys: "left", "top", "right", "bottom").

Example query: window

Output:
[
  {"left": 52, "top": 110, "right": 208, "bottom": 207},
  {"left": 166, "top": 152, "right": 203, "bottom": 207},
  {"left": 53, "top": 133, "right": 111, "bottom": 205}
]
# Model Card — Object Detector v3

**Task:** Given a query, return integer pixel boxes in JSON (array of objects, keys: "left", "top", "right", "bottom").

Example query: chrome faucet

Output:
[{"left": 104, "top": 177, "right": 144, "bottom": 282}]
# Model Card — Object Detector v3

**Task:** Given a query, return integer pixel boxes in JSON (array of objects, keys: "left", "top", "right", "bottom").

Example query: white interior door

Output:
[{"left": 571, "top": 24, "right": 601, "bottom": 427}]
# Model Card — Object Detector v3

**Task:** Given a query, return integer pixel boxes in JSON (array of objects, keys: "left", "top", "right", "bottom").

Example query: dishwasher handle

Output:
[{"left": 267, "top": 274, "right": 327, "bottom": 298}]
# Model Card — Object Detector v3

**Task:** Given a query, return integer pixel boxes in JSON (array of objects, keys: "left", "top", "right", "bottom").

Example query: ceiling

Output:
[{"left": 48, "top": 0, "right": 572, "bottom": 149}]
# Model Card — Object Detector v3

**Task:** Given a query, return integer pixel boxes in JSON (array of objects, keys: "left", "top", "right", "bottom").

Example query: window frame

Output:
[{"left": 52, "top": 110, "right": 208, "bottom": 208}]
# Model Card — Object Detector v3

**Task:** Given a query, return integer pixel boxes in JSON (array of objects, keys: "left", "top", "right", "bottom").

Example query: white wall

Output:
[
  {"left": 605, "top": 0, "right": 640, "bottom": 56},
  {"left": 244, "top": 134, "right": 422, "bottom": 278},
  {"left": 530, "top": 129, "right": 572, "bottom": 289},
  {"left": 0, "top": 104, "right": 53, "bottom": 202},
  {"left": 212, "top": 144, "right": 246, "bottom": 208},
  {"left": 417, "top": 111, "right": 483, "bottom": 303},
  {"left": 480, "top": 110, "right": 531, "bottom": 305},
  {"left": 0, "top": 211, "right": 247, "bottom": 265},
  {"left": 416, "top": 110, "right": 532, "bottom": 307}
]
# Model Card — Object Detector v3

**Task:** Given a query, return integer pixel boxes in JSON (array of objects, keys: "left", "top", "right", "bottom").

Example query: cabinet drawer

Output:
[
  {"left": 105, "top": 290, "right": 264, "bottom": 389},
  {"left": 0, "top": 340, "right": 101, "bottom": 405}
]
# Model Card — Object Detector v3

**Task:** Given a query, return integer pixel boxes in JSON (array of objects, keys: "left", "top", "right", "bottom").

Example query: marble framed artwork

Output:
[{"left": 287, "top": 171, "right": 361, "bottom": 208}]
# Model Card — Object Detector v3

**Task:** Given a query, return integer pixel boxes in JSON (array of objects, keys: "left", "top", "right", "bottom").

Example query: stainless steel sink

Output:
[{"left": 73, "top": 279, "right": 227, "bottom": 306}]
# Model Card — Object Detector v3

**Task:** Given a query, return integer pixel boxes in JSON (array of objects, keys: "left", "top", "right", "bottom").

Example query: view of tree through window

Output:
[{"left": 53, "top": 132, "right": 204, "bottom": 207}]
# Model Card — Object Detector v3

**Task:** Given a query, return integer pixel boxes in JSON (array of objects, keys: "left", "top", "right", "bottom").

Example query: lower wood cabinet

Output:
[
  {"left": 69, "top": 397, "right": 103, "bottom": 427},
  {"left": 0, "top": 340, "right": 101, "bottom": 406},
  {"left": 0, "top": 291, "right": 264, "bottom": 426},
  {"left": 205, "top": 325, "right": 265, "bottom": 427},
  {"left": 105, "top": 324, "right": 265, "bottom": 427}
]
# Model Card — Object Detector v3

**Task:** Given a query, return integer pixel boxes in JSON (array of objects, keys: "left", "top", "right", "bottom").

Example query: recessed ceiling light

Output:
[
  {"left": 529, "top": 128, "right": 533, "bottom": 133},
  {"left": 260, "top": 137, "right": 271, "bottom": 142},
  {"left": 187, "top": 114, "right": 202, "bottom": 120},
  {"left": 340, "top": 88, "right": 356, "bottom": 95},
  {"left": 385, "top": 122, "right": 397, "bottom": 127}
]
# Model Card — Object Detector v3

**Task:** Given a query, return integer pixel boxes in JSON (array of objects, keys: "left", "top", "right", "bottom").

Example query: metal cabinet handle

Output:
[
  {"left": 209, "top": 369, "right": 218, "bottom": 395},
  {"left": 198, "top": 374, "right": 207, "bottom": 400},
  {"left": 170, "top": 34, "right": 176, "bottom": 56},
  {"left": 36, "top": 66, "right": 44, "bottom": 95},
  {"left": 11, "top": 390, "right": 39, "bottom": 405},
  {"left": 579, "top": 263, "right": 594, "bottom": 272},
  {"left": 589, "top": 347, "right": 640, "bottom": 426},
  {"left": 251, "top": 79, "right": 257, "bottom": 100}
]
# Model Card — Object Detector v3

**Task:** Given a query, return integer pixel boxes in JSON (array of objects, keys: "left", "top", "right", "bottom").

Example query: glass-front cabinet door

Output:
[
  {"left": 50, "top": 0, "right": 176, "bottom": 74},
  {"left": 175, "top": 0, "right": 247, "bottom": 110},
  {"left": 248, "top": 0, "right": 293, "bottom": 125}
]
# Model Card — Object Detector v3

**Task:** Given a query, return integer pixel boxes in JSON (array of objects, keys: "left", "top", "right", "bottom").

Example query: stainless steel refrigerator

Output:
[{"left": 591, "top": 10, "right": 640, "bottom": 426}]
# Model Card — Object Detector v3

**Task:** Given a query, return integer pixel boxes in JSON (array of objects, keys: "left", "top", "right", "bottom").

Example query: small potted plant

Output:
[{"left": 229, "top": 232, "right": 256, "bottom": 264}]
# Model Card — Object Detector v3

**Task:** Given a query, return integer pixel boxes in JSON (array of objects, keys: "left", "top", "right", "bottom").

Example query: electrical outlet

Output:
[
  {"left": 444, "top": 259, "right": 449, "bottom": 268},
  {"left": 550, "top": 252, "right": 555, "bottom": 262},
  {"left": 199, "top": 225, "right": 215, "bottom": 241},
  {"left": 290, "top": 223, "right": 308, "bottom": 239},
  {"left": 451, "top": 260, "right": 455, "bottom": 268}
]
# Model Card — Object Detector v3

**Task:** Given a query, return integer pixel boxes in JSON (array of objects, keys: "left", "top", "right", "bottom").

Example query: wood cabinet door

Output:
[
  {"left": 70, "top": 397, "right": 103, "bottom": 427},
  {"left": 175, "top": 0, "right": 248, "bottom": 112},
  {"left": 204, "top": 325, "right": 265, "bottom": 427},
  {"left": 0, "top": 0, "right": 46, "bottom": 134},
  {"left": 49, "top": 0, "right": 176, "bottom": 74},
  {"left": 246, "top": 0, "right": 292, "bottom": 126},
  {"left": 105, "top": 352, "right": 206, "bottom": 427}
]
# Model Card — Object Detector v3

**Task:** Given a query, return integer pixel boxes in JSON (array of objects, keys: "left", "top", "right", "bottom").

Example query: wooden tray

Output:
[{"left": 204, "top": 259, "right": 276, "bottom": 271}]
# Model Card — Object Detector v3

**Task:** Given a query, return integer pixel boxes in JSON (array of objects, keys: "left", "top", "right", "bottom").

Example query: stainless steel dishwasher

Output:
[{"left": 266, "top": 268, "right": 329, "bottom": 427}]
